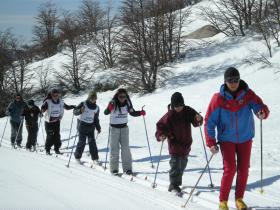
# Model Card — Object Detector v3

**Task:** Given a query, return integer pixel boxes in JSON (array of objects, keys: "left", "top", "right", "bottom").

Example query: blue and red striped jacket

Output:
[{"left": 204, "top": 80, "right": 269, "bottom": 147}]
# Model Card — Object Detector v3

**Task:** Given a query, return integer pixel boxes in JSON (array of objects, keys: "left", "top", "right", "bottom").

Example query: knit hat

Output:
[
  {"left": 171, "top": 92, "right": 184, "bottom": 108},
  {"left": 27, "top": 99, "right": 35, "bottom": 106},
  {"left": 88, "top": 90, "right": 97, "bottom": 99},
  {"left": 224, "top": 67, "right": 240, "bottom": 81},
  {"left": 51, "top": 88, "right": 59, "bottom": 95}
]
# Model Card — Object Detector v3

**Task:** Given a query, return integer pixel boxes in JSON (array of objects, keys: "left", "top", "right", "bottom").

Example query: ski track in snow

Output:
[{"left": 1, "top": 138, "right": 280, "bottom": 210}]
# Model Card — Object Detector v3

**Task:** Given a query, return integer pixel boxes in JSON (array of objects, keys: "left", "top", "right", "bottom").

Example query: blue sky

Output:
[{"left": 0, "top": 0, "right": 120, "bottom": 42}]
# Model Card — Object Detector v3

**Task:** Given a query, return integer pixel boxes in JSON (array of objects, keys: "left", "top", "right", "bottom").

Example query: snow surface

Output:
[{"left": 1, "top": 1, "right": 280, "bottom": 209}]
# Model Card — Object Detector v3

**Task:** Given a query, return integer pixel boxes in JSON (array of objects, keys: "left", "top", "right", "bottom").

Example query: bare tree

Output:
[
  {"left": 0, "top": 30, "right": 15, "bottom": 116},
  {"left": 78, "top": 0, "right": 104, "bottom": 42},
  {"left": 58, "top": 11, "right": 93, "bottom": 93},
  {"left": 118, "top": 0, "right": 190, "bottom": 92},
  {"left": 92, "top": 1, "right": 119, "bottom": 69},
  {"left": 8, "top": 37, "right": 34, "bottom": 94},
  {"left": 35, "top": 62, "right": 52, "bottom": 95},
  {"left": 201, "top": 0, "right": 257, "bottom": 36},
  {"left": 33, "top": 1, "right": 60, "bottom": 58}
]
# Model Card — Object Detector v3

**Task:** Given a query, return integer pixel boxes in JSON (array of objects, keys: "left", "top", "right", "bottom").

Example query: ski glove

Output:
[
  {"left": 140, "top": 110, "right": 146, "bottom": 116},
  {"left": 70, "top": 105, "right": 76, "bottom": 109},
  {"left": 108, "top": 103, "right": 114, "bottom": 112},
  {"left": 210, "top": 145, "right": 219, "bottom": 154},
  {"left": 257, "top": 106, "right": 269, "bottom": 120},
  {"left": 159, "top": 135, "right": 166, "bottom": 141}
]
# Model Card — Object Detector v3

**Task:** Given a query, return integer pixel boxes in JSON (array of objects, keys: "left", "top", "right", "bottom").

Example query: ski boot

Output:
[
  {"left": 235, "top": 198, "right": 247, "bottom": 210},
  {"left": 219, "top": 201, "right": 229, "bottom": 210}
]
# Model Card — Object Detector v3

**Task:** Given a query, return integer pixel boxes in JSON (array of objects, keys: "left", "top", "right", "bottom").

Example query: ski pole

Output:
[
  {"left": 37, "top": 116, "right": 43, "bottom": 147},
  {"left": 260, "top": 118, "right": 264, "bottom": 194},
  {"left": 14, "top": 117, "right": 24, "bottom": 147},
  {"left": 181, "top": 153, "right": 215, "bottom": 208},
  {"left": 0, "top": 116, "right": 9, "bottom": 147},
  {"left": 152, "top": 140, "right": 164, "bottom": 188},
  {"left": 104, "top": 125, "right": 111, "bottom": 170},
  {"left": 40, "top": 116, "right": 45, "bottom": 145},
  {"left": 142, "top": 105, "right": 154, "bottom": 168},
  {"left": 65, "top": 129, "right": 79, "bottom": 168},
  {"left": 199, "top": 125, "right": 214, "bottom": 187},
  {"left": 66, "top": 114, "right": 85, "bottom": 167},
  {"left": 66, "top": 113, "right": 74, "bottom": 150}
]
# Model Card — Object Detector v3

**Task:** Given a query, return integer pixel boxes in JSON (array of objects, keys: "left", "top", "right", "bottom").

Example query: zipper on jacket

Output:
[{"left": 235, "top": 112, "right": 239, "bottom": 143}]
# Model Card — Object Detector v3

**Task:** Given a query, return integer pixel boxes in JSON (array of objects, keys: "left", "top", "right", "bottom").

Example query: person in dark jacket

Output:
[
  {"left": 73, "top": 91, "right": 101, "bottom": 164},
  {"left": 204, "top": 67, "right": 269, "bottom": 210},
  {"left": 155, "top": 92, "right": 203, "bottom": 193},
  {"left": 6, "top": 93, "right": 26, "bottom": 147},
  {"left": 22, "top": 100, "right": 42, "bottom": 151},
  {"left": 104, "top": 88, "right": 146, "bottom": 175},
  {"left": 41, "top": 88, "right": 75, "bottom": 155}
]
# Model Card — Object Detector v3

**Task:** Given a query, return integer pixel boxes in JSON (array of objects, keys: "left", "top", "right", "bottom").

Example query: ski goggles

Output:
[{"left": 226, "top": 77, "right": 240, "bottom": 83}]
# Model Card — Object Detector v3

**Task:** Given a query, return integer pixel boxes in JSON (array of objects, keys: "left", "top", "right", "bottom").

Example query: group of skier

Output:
[{"left": 4, "top": 66, "right": 269, "bottom": 210}]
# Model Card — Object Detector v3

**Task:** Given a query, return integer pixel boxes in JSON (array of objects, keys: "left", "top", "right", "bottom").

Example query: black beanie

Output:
[
  {"left": 224, "top": 67, "right": 240, "bottom": 81},
  {"left": 171, "top": 92, "right": 184, "bottom": 108},
  {"left": 27, "top": 99, "right": 35, "bottom": 106}
]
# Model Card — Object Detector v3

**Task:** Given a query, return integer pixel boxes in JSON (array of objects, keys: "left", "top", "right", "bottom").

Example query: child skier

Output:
[
  {"left": 73, "top": 91, "right": 101, "bottom": 164},
  {"left": 41, "top": 88, "right": 75, "bottom": 155},
  {"left": 155, "top": 92, "right": 203, "bottom": 193},
  {"left": 22, "top": 100, "right": 42, "bottom": 151},
  {"left": 104, "top": 88, "right": 145, "bottom": 175}
]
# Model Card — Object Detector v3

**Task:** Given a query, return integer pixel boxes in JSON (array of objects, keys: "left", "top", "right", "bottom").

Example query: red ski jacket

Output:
[{"left": 155, "top": 106, "right": 202, "bottom": 156}]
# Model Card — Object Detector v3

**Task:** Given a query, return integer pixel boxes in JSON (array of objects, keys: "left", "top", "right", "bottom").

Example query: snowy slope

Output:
[{"left": 1, "top": 0, "right": 280, "bottom": 209}]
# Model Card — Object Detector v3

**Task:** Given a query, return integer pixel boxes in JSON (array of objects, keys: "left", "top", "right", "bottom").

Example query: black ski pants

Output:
[
  {"left": 25, "top": 123, "right": 38, "bottom": 149},
  {"left": 74, "top": 122, "right": 98, "bottom": 161},
  {"left": 169, "top": 155, "right": 188, "bottom": 188},
  {"left": 45, "top": 121, "right": 61, "bottom": 152}
]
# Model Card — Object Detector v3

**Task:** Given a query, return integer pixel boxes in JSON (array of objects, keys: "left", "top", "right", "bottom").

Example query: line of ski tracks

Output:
[{"left": 6, "top": 145, "right": 280, "bottom": 210}]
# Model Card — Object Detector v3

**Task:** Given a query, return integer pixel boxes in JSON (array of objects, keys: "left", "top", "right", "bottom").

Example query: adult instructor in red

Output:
[{"left": 204, "top": 67, "right": 269, "bottom": 210}]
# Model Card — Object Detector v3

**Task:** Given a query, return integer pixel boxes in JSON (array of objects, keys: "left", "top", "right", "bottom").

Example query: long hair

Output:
[{"left": 112, "top": 88, "right": 133, "bottom": 112}]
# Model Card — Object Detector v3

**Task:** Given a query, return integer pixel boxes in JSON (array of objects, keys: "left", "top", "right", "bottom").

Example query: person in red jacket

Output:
[
  {"left": 155, "top": 92, "right": 203, "bottom": 193},
  {"left": 204, "top": 67, "right": 269, "bottom": 210}
]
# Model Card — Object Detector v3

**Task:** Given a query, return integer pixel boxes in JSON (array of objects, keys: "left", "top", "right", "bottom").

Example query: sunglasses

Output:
[
  {"left": 226, "top": 77, "right": 240, "bottom": 83},
  {"left": 52, "top": 94, "right": 59, "bottom": 97},
  {"left": 174, "top": 104, "right": 184, "bottom": 108},
  {"left": 118, "top": 95, "right": 126, "bottom": 99}
]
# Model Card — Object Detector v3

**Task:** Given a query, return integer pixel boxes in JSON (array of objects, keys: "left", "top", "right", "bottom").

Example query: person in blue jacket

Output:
[{"left": 204, "top": 67, "right": 270, "bottom": 210}]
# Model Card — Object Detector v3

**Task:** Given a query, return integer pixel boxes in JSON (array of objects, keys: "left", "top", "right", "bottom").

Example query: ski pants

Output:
[
  {"left": 219, "top": 140, "right": 252, "bottom": 201},
  {"left": 109, "top": 126, "right": 132, "bottom": 173},
  {"left": 74, "top": 122, "right": 98, "bottom": 160},
  {"left": 10, "top": 120, "right": 23, "bottom": 145},
  {"left": 169, "top": 155, "right": 188, "bottom": 188},
  {"left": 45, "top": 121, "right": 61, "bottom": 152},
  {"left": 25, "top": 123, "right": 38, "bottom": 149}
]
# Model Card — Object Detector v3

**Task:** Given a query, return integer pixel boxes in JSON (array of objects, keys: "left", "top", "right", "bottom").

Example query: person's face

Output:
[
  {"left": 118, "top": 94, "right": 126, "bottom": 102},
  {"left": 225, "top": 77, "right": 240, "bottom": 92},
  {"left": 52, "top": 93, "right": 59, "bottom": 101},
  {"left": 89, "top": 97, "right": 97, "bottom": 103},
  {"left": 174, "top": 104, "right": 184, "bottom": 112},
  {"left": 15, "top": 96, "right": 21, "bottom": 101}
]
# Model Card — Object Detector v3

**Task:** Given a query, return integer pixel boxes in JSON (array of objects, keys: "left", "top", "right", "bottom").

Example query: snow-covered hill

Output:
[{"left": 1, "top": 1, "right": 280, "bottom": 209}]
